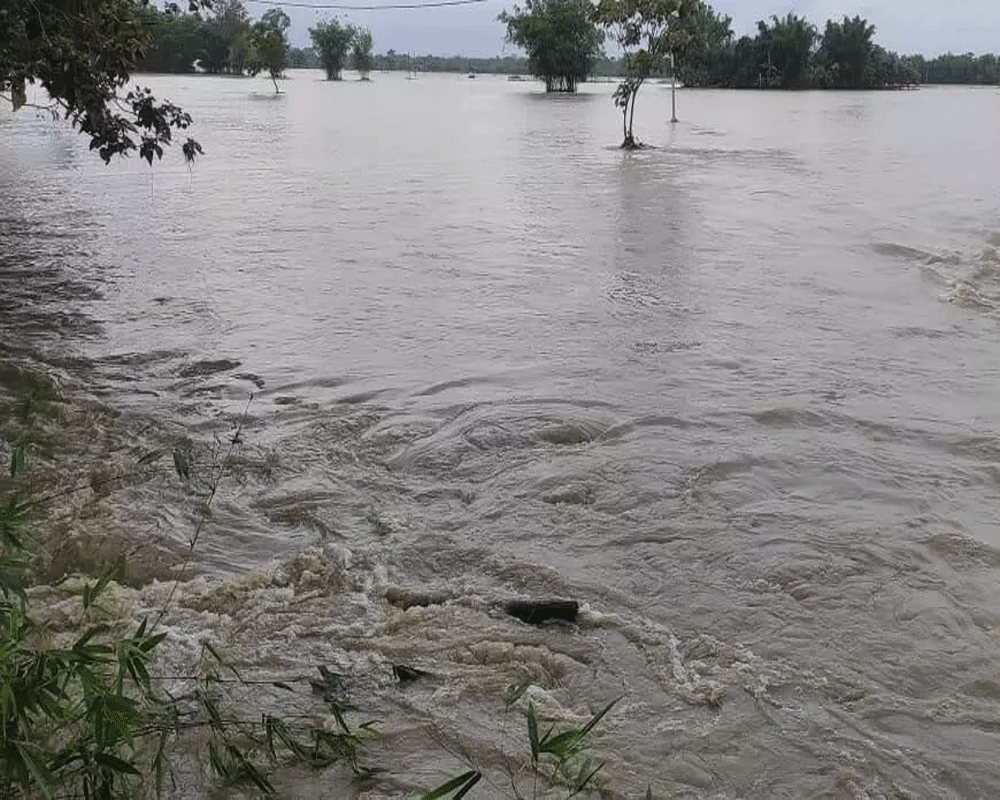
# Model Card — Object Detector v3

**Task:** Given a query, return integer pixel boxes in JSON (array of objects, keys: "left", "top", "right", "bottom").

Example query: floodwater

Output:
[{"left": 3, "top": 72, "right": 1000, "bottom": 797}]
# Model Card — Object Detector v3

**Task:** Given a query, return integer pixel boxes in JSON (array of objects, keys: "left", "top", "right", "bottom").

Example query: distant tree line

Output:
[
  {"left": 676, "top": 5, "right": 1000, "bottom": 89},
  {"left": 908, "top": 52, "right": 1000, "bottom": 85},
  {"left": 135, "top": 1, "right": 373, "bottom": 82},
  {"left": 369, "top": 52, "right": 628, "bottom": 77},
  {"left": 134, "top": 0, "right": 999, "bottom": 89}
]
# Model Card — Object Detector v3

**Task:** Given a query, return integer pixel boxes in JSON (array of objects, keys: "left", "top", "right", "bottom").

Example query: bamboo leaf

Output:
[
  {"left": 569, "top": 758, "right": 606, "bottom": 797},
  {"left": 153, "top": 729, "right": 175, "bottom": 797},
  {"left": 10, "top": 442, "right": 25, "bottom": 477},
  {"left": 140, "top": 631, "right": 167, "bottom": 653},
  {"left": 578, "top": 696, "right": 620, "bottom": 740},
  {"left": 420, "top": 769, "right": 482, "bottom": 800},
  {"left": 504, "top": 681, "right": 530, "bottom": 707},
  {"left": 13, "top": 741, "right": 53, "bottom": 797},
  {"left": 539, "top": 729, "right": 582, "bottom": 758},
  {"left": 137, "top": 449, "right": 164, "bottom": 466},
  {"left": 526, "top": 703, "right": 540, "bottom": 763},
  {"left": 73, "top": 625, "right": 111, "bottom": 651},
  {"left": 172, "top": 449, "right": 191, "bottom": 480},
  {"left": 94, "top": 751, "right": 141, "bottom": 775}
]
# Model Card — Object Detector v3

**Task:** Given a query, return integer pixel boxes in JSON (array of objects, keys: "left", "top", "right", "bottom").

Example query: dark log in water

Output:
[{"left": 504, "top": 599, "right": 580, "bottom": 625}]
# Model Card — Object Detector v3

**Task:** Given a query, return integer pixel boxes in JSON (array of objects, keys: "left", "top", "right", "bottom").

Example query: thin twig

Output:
[{"left": 153, "top": 393, "right": 254, "bottom": 627}]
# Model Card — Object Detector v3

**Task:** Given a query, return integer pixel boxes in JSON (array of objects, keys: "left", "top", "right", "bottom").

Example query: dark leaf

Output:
[
  {"left": 94, "top": 752, "right": 141, "bottom": 775},
  {"left": 420, "top": 770, "right": 482, "bottom": 800}
]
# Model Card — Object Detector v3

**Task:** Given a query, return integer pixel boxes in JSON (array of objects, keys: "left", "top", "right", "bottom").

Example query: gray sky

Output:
[{"left": 260, "top": 0, "right": 1000, "bottom": 58}]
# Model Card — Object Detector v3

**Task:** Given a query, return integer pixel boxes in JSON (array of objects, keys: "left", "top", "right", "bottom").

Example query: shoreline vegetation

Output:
[{"left": 133, "top": 1, "right": 1000, "bottom": 89}]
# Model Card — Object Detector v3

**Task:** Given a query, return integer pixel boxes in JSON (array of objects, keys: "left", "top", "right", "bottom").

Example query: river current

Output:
[{"left": 2, "top": 73, "right": 1000, "bottom": 797}]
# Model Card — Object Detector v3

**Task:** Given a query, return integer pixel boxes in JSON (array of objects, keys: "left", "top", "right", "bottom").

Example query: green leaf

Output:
[
  {"left": 225, "top": 744, "right": 274, "bottom": 794},
  {"left": 153, "top": 729, "right": 175, "bottom": 796},
  {"left": 172, "top": 449, "right": 191, "bottom": 480},
  {"left": 9, "top": 442, "right": 25, "bottom": 477},
  {"left": 73, "top": 625, "right": 111, "bottom": 652},
  {"left": 569, "top": 758, "right": 606, "bottom": 797},
  {"left": 200, "top": 693, "right": 224, "bottom": 731},
  {"left": 1, "top": 681, "right": 18, "bottom": 720},
  {"left": 14, "top": 741, "right": 54, "bottom": 796},
  {"left": 420, "top": 769, "right": 482, "bottom": 800},
  {"left": 539, "top": 728, "right": 582, "bottom": 758},
  {"left": 94, "top": 751, "right": 141, "bottom": 775},
  {"left": 526, "top": 703, "right": 540, "bottom": 763},
  {"left": 578, "top": 696, "right": 620, "bottom": 740},
  {"left": 504, "top": 681, "right": 530, "bottom": 707},
  {"left": 140, "top": 631, "right": 167, "bottom": 653},
  {"left": 136, "top": 449, "right": 165, "bottom": 466}
]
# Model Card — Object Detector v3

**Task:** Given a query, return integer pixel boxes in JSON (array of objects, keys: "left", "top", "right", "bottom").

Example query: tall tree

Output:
[
  {"left": 674, "top": 4, "right": 734, "bottom": 87},
  {"left": 351, "top": 28, "right": 375, "bottom": 80},
  {"left": 498, "top": 0, "right": 604, "bottom": 92},
  {"left": 755, "top": 14, "right": 817, "bottom": 88},
  {"left": 815, "top": 15, "right": 875, "bottom": 89},
  {"left": 0, "top": 0, "right": 203, "bottom": 163},
  {"left": 249, "top": 7, "right": 290, "bottom": 92},
  {"left": 202, "top": 0, "right": 253, "bottom": 74},
  {"left": 135, "top": 4, "right": 205, "bottom": 74},
  {"left": 309, "top": 19, "right": 356, "bottom": 80},
  {"left": 592, "top": 0, "right": 703, "bottom": 147}
]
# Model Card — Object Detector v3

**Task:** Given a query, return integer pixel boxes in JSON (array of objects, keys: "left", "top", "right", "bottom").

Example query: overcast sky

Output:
[{"left": 258, "top": 0, "right": 1000, "bottom": 58}]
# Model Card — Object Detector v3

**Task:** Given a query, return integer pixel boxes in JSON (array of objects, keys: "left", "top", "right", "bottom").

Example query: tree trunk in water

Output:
[
  {"left": 271, "top": 73, "right": 279, "bottom": 93},
  {"left": 627, "top": 87, "right": 638, "bottom": 142}
]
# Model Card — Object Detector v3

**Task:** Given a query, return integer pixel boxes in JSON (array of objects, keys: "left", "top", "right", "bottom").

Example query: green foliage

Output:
[
  {"left": 816, "top": 15, "right": 875, "bottom": 89},
  {"left": 499, "top": 0, "right": 604, "bottom": 92},
  {"left": 421, "top": 770, "right": 483, "bottom": 799},
  {"left": 351, "top": 28, "right": 376, "bottom": 79},
  {"left": 424, "top": 684, "right": 619, "bottom": 798},
  {"left": 591, "top": 0, "right": 703, "bottom": 145},
  {"left": 204, "top": 0, "right": 255, "bottom": 75},
  {"left": 289, "top": 46, "right": 320, "bottom": 69},
  {"left": 672, "top": 3, "right": 734, "bottom": 86},
  {"left": 918, "top": 52, "right": 999, "bottom": 85},
  {"left": 310, "top": 19, "right": 356, "bottom": 81},
  {"left": 249, "top": 8, "right": 291, "bottom": 92},
  {"left": 755, "top": 14, "right": 817, "bottom": 89},
  {"left": 677, "top": 4, "right": 931, "bottom": 90},
  {"left": 0, "top": 413, "right": 374, "bottom": 797},
  {"left": 0, "top": 0, "right": 205, "bottom": 163}
]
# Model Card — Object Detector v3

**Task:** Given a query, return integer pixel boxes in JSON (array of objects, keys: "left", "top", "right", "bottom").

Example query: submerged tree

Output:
[
  {"left": 592, "top": 0, "right": 703, "bottom": 147},
  {"left": 755, "top": 13, "right": 817, "bottom": 88},
  {"left": 310, "top": 19, "right": 356, "bottom": 80},
  {"left": 498, "top": 0, "right": 604, "bottom": 92},
  {"left": 200, "top": 0, "right": 254, "bottom": 75},
  {"left": 815, "top": 15, "right": 875, "bottom": 89},
  {"left": 0, "top": 0, "right": 204, "bottom": 164},
  {"left": 351, "top": 28, "right": 376, "bottom": 80},
  {"left": 249, "top": 7, "right": 290, "bottom": 92},
  {"left": 674, "top": 3, "right": 734, "bottom": 87}
]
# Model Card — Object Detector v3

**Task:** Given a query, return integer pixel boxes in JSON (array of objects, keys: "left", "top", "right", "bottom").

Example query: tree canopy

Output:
[
  {"left": 249, "top": 7, "right": 290, "bottom": 92},
  {"left": 0, "top": 0, "right": 204, "bottom": 163},
  {"left": 351, "top": 28, "right": 376, "bottom": 80},
  {"left": 676, "top": 6, "right": 926, "bottom": 89},
  {"left": 309, "top": 19, "right": 356, "bottom": 80},
  {"left": 591, "top": 0, "right": 703, "bottom": 147},
  {"left": 498, "top": 0, "right": 604, "bottom": 92}
]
